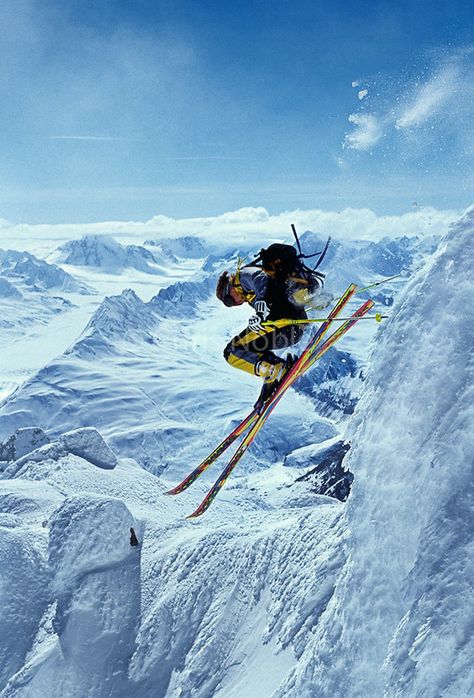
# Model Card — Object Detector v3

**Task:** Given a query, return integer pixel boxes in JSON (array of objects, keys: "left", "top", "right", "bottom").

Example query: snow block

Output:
[
  {"left": 0, "top": 528, "right": 49, "bottom": 692},
  {"left": 0, "top": 427, "right": 49, "bottom": 463},
  {"left": 58, "top": 427, "right": 118, "bottom": 469},
  {"left": 39, "top": 495, "right": 141, "bottom": 696},
  {"left": 3, "top": 427, "right": 117, "bottom": 478}
]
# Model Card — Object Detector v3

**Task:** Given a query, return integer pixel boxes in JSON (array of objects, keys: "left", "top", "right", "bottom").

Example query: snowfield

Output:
[{"left": 0, "top": 216, "right": 472, "bottom": 697}]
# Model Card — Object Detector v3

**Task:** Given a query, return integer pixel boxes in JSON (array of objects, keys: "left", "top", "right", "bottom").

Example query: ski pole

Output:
[
  {"left": 355, "top": 273, "right": 402, "bottom": 294},
  {"left": 330, "top": 274, "right": 402, "bottom": 303},
  {"left": 263, "top": 313, "right": 387, "bottom": 328}
]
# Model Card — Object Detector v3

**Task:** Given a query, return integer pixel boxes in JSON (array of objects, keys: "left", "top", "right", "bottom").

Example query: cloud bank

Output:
[{"left": 0, "top": 205, "right": 462, "bottom": 256}]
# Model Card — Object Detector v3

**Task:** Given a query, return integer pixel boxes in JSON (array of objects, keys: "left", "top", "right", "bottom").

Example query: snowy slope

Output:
[
  {"left": 0, "top": 213, "right": 472, "bottom": 697},
  {"left": 0, "top": 433, "right": 346, "bottom": 698}
]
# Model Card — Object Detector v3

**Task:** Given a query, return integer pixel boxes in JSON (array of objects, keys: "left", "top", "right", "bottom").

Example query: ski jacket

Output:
[{"left": 237, "top": 266, "right": 306, "bottom": 321}]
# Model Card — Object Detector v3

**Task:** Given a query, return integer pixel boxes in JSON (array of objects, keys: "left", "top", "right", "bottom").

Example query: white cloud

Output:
[
  {"left": 0, "top": 205, "right": 462, "bottom": 256},
  {"left": 344, "top": 113, "right": 383, "bottom": 151}
]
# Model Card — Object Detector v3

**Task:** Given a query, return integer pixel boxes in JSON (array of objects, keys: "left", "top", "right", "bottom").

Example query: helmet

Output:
[{"left": 216, "top": 271, "right": 244, "bottom": 307}]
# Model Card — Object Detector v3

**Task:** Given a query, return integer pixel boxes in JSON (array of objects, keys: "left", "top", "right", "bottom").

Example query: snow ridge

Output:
[
  {"left": 0, "top": 249, "right": 91, "bottom": 294},
  {"left": 53, "top": 235, "right": 169, "bottom": 274}
]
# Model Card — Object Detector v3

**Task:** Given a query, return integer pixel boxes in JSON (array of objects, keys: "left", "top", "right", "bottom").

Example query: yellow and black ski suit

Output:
[{"left": 223, "top": 265, "right": 307, "bottom": 376}]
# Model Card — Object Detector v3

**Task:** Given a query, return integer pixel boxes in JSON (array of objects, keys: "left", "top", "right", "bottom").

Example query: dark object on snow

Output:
[
  {"left": 129, "top": 527, "right": 139, "bottom": 547},
  {"left": 293, "top": 440, "right": 353, "bottom": 502}
]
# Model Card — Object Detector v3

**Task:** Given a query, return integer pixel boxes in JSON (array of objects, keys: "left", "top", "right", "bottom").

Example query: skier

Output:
[{"left": 216, "top": 236, "right": 330, "bottom": 407}]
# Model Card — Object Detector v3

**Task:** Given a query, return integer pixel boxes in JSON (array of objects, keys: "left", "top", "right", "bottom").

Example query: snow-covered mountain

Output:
[
  {"left": 52, "top": 234, "right": 171, "bottom": 273},
  {"left": 0, "top": 211, "right": 472, "bottom": 697},
  {"left": 0, "top": 249, "right": 97, "bottom": 404},
  {"left": 0, "top": 249, "right": 91, "bottom": 294},
  {"left": 145, "top": 235, "right": 208, "bottom": 259},
  {"left": 0, "top": 268, "right": 335, "bottom": 480}
]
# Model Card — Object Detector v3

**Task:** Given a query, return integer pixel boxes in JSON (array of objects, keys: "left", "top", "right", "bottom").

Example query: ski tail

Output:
[
  {"left": 187, "top": 286, "right": 363, "bottom": 518},
  {"left": 165, "top": 410, "right": 258, "bottom": 495}
]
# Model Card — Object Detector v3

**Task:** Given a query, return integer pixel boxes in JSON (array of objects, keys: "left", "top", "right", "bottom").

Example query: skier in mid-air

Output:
[
  {"left": 168, "top": 229, "right": 380, "bottom": 514},
  {"left": 216, "top": 233, "right": 330, "bottom": 407}
]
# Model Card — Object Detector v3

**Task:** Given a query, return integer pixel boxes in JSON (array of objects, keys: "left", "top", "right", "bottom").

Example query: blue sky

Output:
[{"left": 1, "top": 0, "right": 473, "bottom": 223}]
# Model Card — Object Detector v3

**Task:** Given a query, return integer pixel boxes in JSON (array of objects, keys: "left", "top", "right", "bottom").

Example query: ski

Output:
[
  {"left": 167, "top": 283, "right": 357, "bottom": 496},
  {"left": 187, "top": 292, "right": 373, "bottom": 518},
  {"left": 165, "top": 410, "right": 258, "bottom": 495}
]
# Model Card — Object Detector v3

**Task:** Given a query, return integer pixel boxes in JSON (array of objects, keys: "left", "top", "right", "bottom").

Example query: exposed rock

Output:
[{"left": 287, "top": 439, "right": 353, "bottom": 502}]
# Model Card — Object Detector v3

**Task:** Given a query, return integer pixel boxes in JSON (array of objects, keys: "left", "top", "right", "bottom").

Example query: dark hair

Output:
[
  {"left": 247, "top": 242, "right": 325, "bottom": 290},
  {"left": 259, "top": 243, "right": 298, "bottom": 278}
]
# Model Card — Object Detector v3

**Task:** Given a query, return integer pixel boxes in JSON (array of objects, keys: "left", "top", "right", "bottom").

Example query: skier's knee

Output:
[{"left": 223, "top": 342, "right": 232, "bottom": 362}]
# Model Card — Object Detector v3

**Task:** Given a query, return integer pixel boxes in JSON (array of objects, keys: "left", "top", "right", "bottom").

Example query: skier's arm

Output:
[{"left": 240, "top": 268, "right": 270, "bottom": 332}]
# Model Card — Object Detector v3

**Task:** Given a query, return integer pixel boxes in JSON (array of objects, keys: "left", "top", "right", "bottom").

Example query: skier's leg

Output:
[
  {"left": 251, "top": 326, "right": 305, "bottom": 410},
  {"left": 270, "top": 325, "right": 305, "bottom": 351},
  {"left": 224, "top": 326, "right": 281, "bottom": 376},
  {"left": 224, "top": 325, "right": 303, "bottom": 377}
]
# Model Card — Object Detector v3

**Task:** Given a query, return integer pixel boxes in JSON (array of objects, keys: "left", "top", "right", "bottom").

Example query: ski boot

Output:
[{"left": 254, "top": 354, "right": 298, "bottom": 414}]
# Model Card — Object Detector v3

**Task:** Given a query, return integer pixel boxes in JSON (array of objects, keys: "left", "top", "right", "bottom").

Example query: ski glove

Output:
[
  {"left": 248, "top": 314, "right": 265, "bottom": 333},
  {"left": 248, "top": 300, "right": 270, "bottom": 333}
]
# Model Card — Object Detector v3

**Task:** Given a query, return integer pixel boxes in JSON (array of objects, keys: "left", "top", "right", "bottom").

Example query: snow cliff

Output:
[{"left": 277, "top": 207, "right": 474, "bottom": 696}]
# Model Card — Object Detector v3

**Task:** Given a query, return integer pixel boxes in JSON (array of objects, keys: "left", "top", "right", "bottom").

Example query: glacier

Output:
[{"left": 0, "top": 214, "right": 472, "bottom": 697}]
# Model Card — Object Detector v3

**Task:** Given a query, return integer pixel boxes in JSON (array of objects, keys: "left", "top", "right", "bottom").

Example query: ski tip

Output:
[
  {"left": 165, "top": 487, "right": 180, "bottom": 496},
  {"left": 186, "top": 509, "right": 203, "bottom": 519}
]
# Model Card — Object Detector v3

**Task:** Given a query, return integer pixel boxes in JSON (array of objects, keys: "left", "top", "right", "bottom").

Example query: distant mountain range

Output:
[
  {"left": 50, "top": 234, "right": 172, "bottom": 273},
  {"left": 0, "top": 249, "right": 92, "bottom": 294}
]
